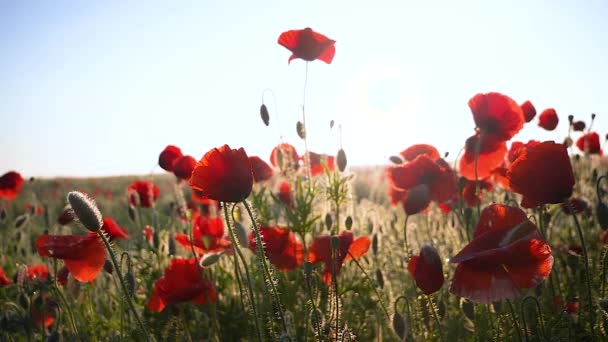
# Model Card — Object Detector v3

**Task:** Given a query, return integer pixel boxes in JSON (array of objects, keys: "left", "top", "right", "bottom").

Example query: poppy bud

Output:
[
  {"left": 592, "top": 113, "right": 596, "bottom": 120},
  {"left": 345, "top": 216, "right": 353, "bottom": 230},
  {"left": 389, "top": 156, "right": 403, "bottom": 165},
  {"left": 597, "top": 202, "right": 608, "bottom": 230},
  {"left": 103, "top": 260, "right": 113, "bottom": 274},
  {"left": 296, "top": 121, "right": 306, "bottom": 139},
  {"left": 127, "top": 204, "right": 136, "bottom": 222},
  {"left": 461, "top": 299, "right": 475, "bottom": 321},
  {"left": 233, "top": 221, "right": 249, "bottom": 248},
  {"left": 14, "top": 214, "right": 29, "bottom": 228},
  {"left": 392, "top": 312, "right": 407, "bottom": 340},
  {"left": 0, "top": 208, "right": 6, "bottom": 222},
  {"left": 260, "top": 104, "right": 270, "bottom": 126},
  {"left": 372, "top": 234, "right": 378, "bottom": 257},
  {"left": 125, "top": 272, "right": 136, "bottom": 298},
  {"left": 567, "top": 114, "right": 574, "bottom": 124},
  {"left": 330, "top": 120, "right": 334, "bottom": 129},
  {"left": 202, "top": 252, "right": 223, "bottom": 267},
  {"left": 337, "top": 149, "right": 347, "bottom": 172},
  {"left": 153, "top": 230, "right": 160, "bottom": 250},
  {"left": 324, "top": 213, "right": 333, "bottom": 230},
  {"left": 168, "top": 235, "right": 176, "bottom": 255},
  {"left": 407, "top": 244, "right": 444, "bottom": 294},
  {"left": 375, "top": 269, "right": 384, "bottom": 289},
  {"left": 67, "top": 191, "right": 102, "bottom": 232},
  {"left": 492, "top": 301, "right": 502, "bottom": 313}
]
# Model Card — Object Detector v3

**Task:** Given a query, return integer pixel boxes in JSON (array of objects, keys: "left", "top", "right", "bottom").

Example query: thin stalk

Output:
[
  {"left": 348, "top": 252, "right": 390, "bottom": 321},
  {"left": 403, "top": 215, "right": 410, "bottom": 258},
  {"left": 426, "top": 295, "right": 444, "bottom": 342},
  {"left": 51, "top": 260, "right": 78, "bottom": 336},
  {"left": 96, "top": 231, "right": 150, "bottom": 341},
  {"left": 506, "top": 299, "right": 523, "bottom": 342},
  {"left": 180, "top": 306, "right": 194, "bottom": 342}
]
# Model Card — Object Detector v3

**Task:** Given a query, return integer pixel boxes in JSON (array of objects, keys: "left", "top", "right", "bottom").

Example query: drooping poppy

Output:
[
  {"left": 576, "top": 132, "right": 602, "bottom": 155},
  {"left": 572, "top": 121, "right": 586, "bottom": 132},
  {"left": 248, "top": 226, "right": 303, "bottom": 271},
  {"left": 521, "top": 100, "right": 537, "bottom": 123},
  {"left": 278, "top": 28, "right": 336, "bottom": 64},
  {"left": 307, "top": 152, "right": 335, "bottom": 176},
  {"left": 0, "top": 171, "right": 24, "bottom": 200},
  {"left": 0, "top": 267, "right": 12, "bottom": 286},
  {"left": 100, "top": 217, "right": 129, "bottom": 240},
  {"left": 173, "top": 155, "right": 197, "bottom": 181},
  {"left": 307, "top": 231, "right": 370, "bottom": 284},
  {"left": 128, "top": 180, "right": 160, "bottom": 208},
  {"left": 507, "top": 141, "right": 575, "bottom": 208},
  {"left": 538, "top": 108, "right": 559, "bottom": 131},
  {"left": 459, "top": 133, "right": 507, "bottom": 181},
  {"left": 270, "top": 143, "right": 300, "bottom": 170},
  {"left": 408, "top": 245, "right": 444, "bottom": 295},
  {"left": 147, "top": 258, "right": 218, "bottom": 312},
  {"left": 468, "top": 92, "right": 525, "bottom": 141},
  {"left": 190, "top": 145, "right": 253, "bottom": 203},
  {"left": 450, "top": 204, "right": 553, "bottom": 303},
  {"left": 400, "top": 144, "right": 441, "bottom": 162},
  {"left": 159, "top": 145, "right": 183, "bottom": 172},
  {"left": 249, "top": 156, "right": 274, "bottom": 183},
  {"left": 36, "top": 234, "right": 106, "bottom": 282}
]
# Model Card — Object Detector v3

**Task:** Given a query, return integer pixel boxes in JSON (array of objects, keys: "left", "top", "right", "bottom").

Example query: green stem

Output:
[
  {"left": 349, "top": 252, "right": 390, "bottom": 321},
  {"left": 52, "top": 260, "right": 78, "bottom": 336},
  {"left": 97, "top": 231, "right": 150, "bottom": 341},
  {"left": 506, "top": 299, "right": 522, "bottom": 342},
  {"left": 426, "top": 295, "right": 444, "bottom": 342}
]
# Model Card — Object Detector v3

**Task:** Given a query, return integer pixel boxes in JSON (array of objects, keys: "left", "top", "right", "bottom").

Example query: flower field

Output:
[{"left": 1, "top": 27, "right": 608, "bottom": 341}]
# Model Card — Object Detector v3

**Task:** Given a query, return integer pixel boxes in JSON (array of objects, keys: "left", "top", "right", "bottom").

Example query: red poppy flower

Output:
[
  {"left": 26, "top": 264, "right": 50, "bottom": 282},
  {"left": 450, "top": 204, "right": 553, "bottom": 303},
  {"left": 36, "top": 234, "right": 106, "bottom": 282},
  {"left": 101, "top": 217, "right": 129, "bottom": 240},
  {"left": 147, "top": 258, "right": 217, "bottom": 312},
  {"left": 128, "top": 180, "right": 160, "bottom": 208},
  {"left": 507, "top": 141, "right": 575, "bottom": 208},
  {"left": 408, "top": 245, "right": 444, "bottom": 295},
  {"left": 278, "top": 28, "right": 336, "bottom": 64},
  {"left": 249, "top": 156, "right": 274, "bottom": 183},
  {"left": 57, "top": 206, "right": 75, "bottom": 225},
  {"left": 307, "top": 152, "right": 336, "bottom": 176},
  {"left": 190, "top": 145, "right": 253, "bottom": 203},
  {"left": 0, "top": 267, "right": 11, "bottom": 286},
  {"left": 538, "top": 108, "right": 559, "bottom": 131},
  {"left": 491, "top": 166, "right": 511, "bottom": 190},
  {"left": 248, "top": 226, "right": 303, "bottom": 271},
  {"left": 173, "top": 155, "right": 197, "bottom": 180},
  {"left": 400, "top": 144, "right": 441, "bottom": 162},
  {"left": 270, "top": 143, "right": 300, "bottom": 170},
  {"left": 521, "top": 100, "right": 537, "bottom": 123},
  {"left": 0, "top": 171, "right": 24, "bottom": 200},
  {"left": 572, "top": 121, "right": 586, "bottom": 132},
  {"left": 175, "top": 216, "right": 231, "bottom": 254},
  {"left": 307, "top": 231, "right": 370, "bottom": 284},
  {"left": 468, "top": 92, "right": 524, "bottom": 141},
  {"left": 159, "top": 145, "right": 183, "bottom": 172},
  {"left": 576, "top": 132, "right": 602, "bottom": 154},
  {"left": 459, "top": 133, "right": 507, "bottom": 181},
  {"left": 277, "top": 181, "right": 292, "bottom": 207}
]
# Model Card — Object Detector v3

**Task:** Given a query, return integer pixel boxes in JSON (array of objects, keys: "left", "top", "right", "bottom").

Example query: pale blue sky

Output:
[{"left": 1, "top": 1, "right": 607, "bottom": 177}]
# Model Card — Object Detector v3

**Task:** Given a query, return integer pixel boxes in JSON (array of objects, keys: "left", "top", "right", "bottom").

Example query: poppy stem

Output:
[
  {"left": 348, "top": 252, "right": 390, "bottom": 321},
  {"left": 224, "top": 203, "right": 264, "bottom": 342},
  {"left": 51, "top": 260, "right": 78, "bottom": 336},
  {"left": 96, "top": 231, "right": 150, "bottom": 341},
  {"left": 506, "top": 299, "right": 523, "bottom": 342},
  {"left": 426, "top": 295, "right": 444, "bottom": 342},
  {"left": 567, "top": 199, "right": 597, "bottom": 339},
  {"left": 242, "top": 200, "right": 289, "bottom": 335}
]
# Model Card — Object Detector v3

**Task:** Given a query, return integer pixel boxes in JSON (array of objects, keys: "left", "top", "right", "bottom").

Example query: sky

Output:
[{"left": 1, "top": 0, "right": 607, "bottom": 177}]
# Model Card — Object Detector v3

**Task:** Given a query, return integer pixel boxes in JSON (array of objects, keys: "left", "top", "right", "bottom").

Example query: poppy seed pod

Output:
[
  {"left": 392, "top": 312, "right": 407, "bottom": 340},
  {"left": 67, "top": 191, "right": 102, "bottom": 232},
  {"left": 201, "top": 252, "right": 223, "bottom": 267},
  {"left": 14, "top": 214, "right": 29, "bottom": 228},
  {"left": 337, "top": 149, "right": 347, "bottom": 172},
  {"left": 260, "top": 104, "right": 270, "bottom": 126}
]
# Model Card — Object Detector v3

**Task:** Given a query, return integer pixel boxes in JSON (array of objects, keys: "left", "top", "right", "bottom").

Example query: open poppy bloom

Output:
[
  {"left": 100, "top": 217, "right": 129, "bottom": 240},
  {"left": 248, "top": 226, "right": 303, "bottom": 271},
  {"left": 190, "top": 145, "right": 253, "bottom": 203},
  {"left": 400, "top": 144, "right": 441, "bottom": 162},
  {"left": 173, "top": 155, "right": 197, "bottom": 181},
  {"left": 270, "top": 143, "right": 300, "bottom": 170},
  {"left": 520, "top": 100, "right": 536, "bottom": 123},
  {"left": 307, "top": 231, "right": 370, "bottom": 284},
  {"left": 0, "top": 171, "right": 24, "bottom": 200},
  {"left": 159, "top": 145, "right": 183, "bottom": 172},
  {"left": 307, "top": 152, "right": 335, "bottom": 176},
  {"left": 450, "top": 204, "right": 553, "bottom": 303},
  {"left": 460, "top": 132, "right": 508, "bottom": 181},
  {"left": 26, "top": 264, "right": 50, "bottom": 282},
  {"left": 128, "top": 180, "right": 160, "bottom": 208},
  {"left": 468, "top": 92, "right": 524, "bottom": 141},
  {"left": 408, "top": 245, "right": 444, "bottom": 295},
  {"left": 147, "top": 258, "right": 217, "bottom": 312},
  {"left": 0, "top": 267, "right": 12, "bottom": 286},
  {"left": 576, "top": 132, "right": 602, "bottom": 155},
  {"left": 507, "top": 141, "right": 575, "bottom": 208},
  {"left": 36, "top": 234, "right": 106, "bottom": 282},
  {"left": 249, "top": 156, "right": 274, "bottom": 183},
  {"left": 538, "top": 108, "right": 559, "bottom": 131},
  {"left": 175, "top": 216, "right": 231, "bottom": 254},
  {"left": 278, "top": 28, "right": 336, "bottom": 64}
]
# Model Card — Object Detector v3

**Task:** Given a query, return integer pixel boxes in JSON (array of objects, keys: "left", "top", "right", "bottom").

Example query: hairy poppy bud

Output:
[
  {"left": 389, "top": 156, "right": 403, "bottom": 165},
  {"left": 375, "top": 269, "right": 384, "bottom": 289},
  {"left": 168, "top": 235, "right": 176, "bottom": 255},
  {"left": 592, "top": 113, "right": 596, "bottom": 120},
  {"left": 67, "top": 191, "right": 102, "bottom": 232},
  {"left": 0, "top": 208, "right": 6, "bottom": 222},
  {"left": 125, "top": 272, "right": 136, "bottom": 298},
  {"left": 568, "top": 114, "right": 574, "bottom": 124},
  {"left": 330, "top": 236, "right": 340, "bottom": 250},
  {"left": 103, "top": 259, "right": 113, "bottom": 274},
  {"left": 597, "top": 202, "right": 608, "bottom": 230},
  {"left": 330, "top": 120, "right": 334, "bottom": 129},
  {"left": 201, "top": 252, "right": 223, "bottom": 267},
  {"left": 260, "top": 104, "right": 270, "bottom": 126},
  {"left": 14, "top": 214, "right": 29, "bottom": 228},
  {"left": 345, "top": 216, "right": 353, "bottom": 230},
  {"left": 296, "top": 121, "right": 306, "bottom": 139},
  {"left": 18, "top": 292, "right": 30, "bottom": 310},
  {"left": 46, "top": 331, "right": 60, "bottom": 342},
  {"left": 324, "top": 213, "right": 333, "bottom": 230},
  {"left": 337, "top": 149, "right": 347, "bottom": 172},
  {"left": 372, "top": 234, "right": 378, "bottom": 256},
  {"left": 392, "top": 312, "right": 407, "bottom": 340}
]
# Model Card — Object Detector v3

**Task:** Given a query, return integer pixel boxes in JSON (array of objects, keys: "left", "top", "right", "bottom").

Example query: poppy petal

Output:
[{"left": 345, "top": 236, "right": 371, "bottom": 260}]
